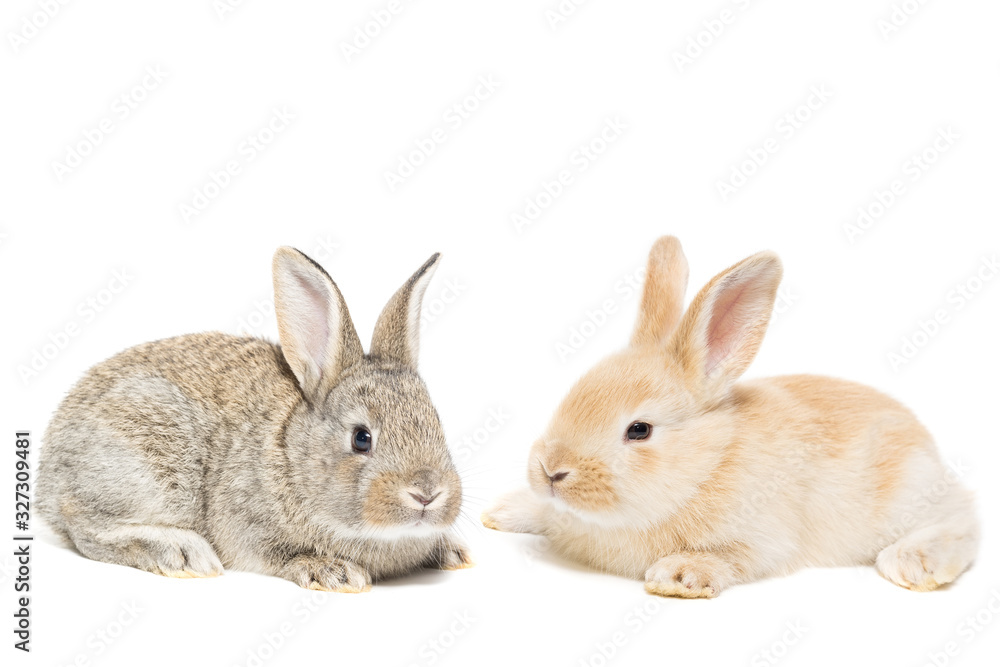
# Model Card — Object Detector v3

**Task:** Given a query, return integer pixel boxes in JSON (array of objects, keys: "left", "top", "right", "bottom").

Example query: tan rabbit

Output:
[
  {"left": 38, "top": 247, "right": 471, "bottom": 591},
  {"left": 483, "top": 236, "right": 978, "bottom": 598}
]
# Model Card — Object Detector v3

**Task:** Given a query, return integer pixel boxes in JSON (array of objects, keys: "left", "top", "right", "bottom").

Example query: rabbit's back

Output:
[
  {"left": 736, "top": 374, "right": 964, "bottom": 568},
  {"left": 38, "top": 333, "right": 297, "bottom": 541},
  {"left": 747, "top": 374, "right": 936, "bottom": 503}
]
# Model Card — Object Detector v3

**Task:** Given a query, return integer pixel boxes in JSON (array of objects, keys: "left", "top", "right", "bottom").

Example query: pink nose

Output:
[{"left": 409, "top": 492, "right": 440, "bottom": 506}]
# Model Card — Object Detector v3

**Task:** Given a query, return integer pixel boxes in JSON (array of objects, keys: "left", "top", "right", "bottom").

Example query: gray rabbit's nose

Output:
[
  {"left": 404, "top": 469, "right": 451, "bottom": 510},
  {"left": 409, "top": 491, "right": 440, "bottom": 507},
  {"left": 410, "top": 468, "right": 441, "bottom": 492}
]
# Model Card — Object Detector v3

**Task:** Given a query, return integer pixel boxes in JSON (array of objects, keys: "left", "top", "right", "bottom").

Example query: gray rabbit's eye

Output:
[
  {"left": 625, "top": 422, "right": 651, "bottom": 441},
  {"left": 352, "top": 427, "right": 372, "bottom": 454}
]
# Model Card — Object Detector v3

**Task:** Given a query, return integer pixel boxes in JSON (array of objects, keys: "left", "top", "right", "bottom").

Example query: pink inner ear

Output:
[
  {"left": 293, "top": 269, "right": 332, "bottom": 372},
  {"left": 704, "top": 278, "right": 751, "bottom": 376}
]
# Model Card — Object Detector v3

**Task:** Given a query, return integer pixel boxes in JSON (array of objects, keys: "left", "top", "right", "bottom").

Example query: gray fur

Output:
[{"left": 37, "top": 248, "right": 469, "bottom": 590}]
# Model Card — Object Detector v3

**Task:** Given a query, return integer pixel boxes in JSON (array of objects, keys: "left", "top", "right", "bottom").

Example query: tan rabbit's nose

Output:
[
  {"left": 547, "top": 471, "right": 570, "bottom": 484},
  {"left": 539, "top": 458, "right": 571, "bottom": 486}
]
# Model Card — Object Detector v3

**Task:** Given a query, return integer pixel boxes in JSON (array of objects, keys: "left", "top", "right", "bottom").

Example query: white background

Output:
[{"left": 2, "top": 1, "right": 999, "bottom": 666}]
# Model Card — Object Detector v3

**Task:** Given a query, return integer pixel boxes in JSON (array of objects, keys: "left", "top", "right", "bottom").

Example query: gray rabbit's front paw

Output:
[
  {"left": 281, "top": 555, "right": 371, "bottom": 593},
  {"left": 428, "top": 537, "right": 474, "bottom": 570}
]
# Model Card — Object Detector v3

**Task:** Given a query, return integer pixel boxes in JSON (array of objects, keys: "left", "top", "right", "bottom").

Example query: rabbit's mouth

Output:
[
  {"left": 402, "top": 487, "right": 449, "bottom": 511},
  {"left": 359, "top": 467, "right": 462, "bottom": 532},
  {"left": 399, "top": 500, "right": 456, "bottom": 533},
  {"left": 349, "top": 484, "right": 460, "bottom": 540}
]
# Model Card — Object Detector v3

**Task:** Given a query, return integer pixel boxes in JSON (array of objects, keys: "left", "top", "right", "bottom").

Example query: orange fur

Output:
[{"left": 484, "top": 236, "right": 979, "bottom": 597}]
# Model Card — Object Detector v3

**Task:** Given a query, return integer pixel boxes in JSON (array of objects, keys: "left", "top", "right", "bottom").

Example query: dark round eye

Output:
[
  {"left": 352, "top": 427, "right": 372, "bottom": 453},
  {"left": 625, "top": 422, "right": 652, "bottom": 441}
]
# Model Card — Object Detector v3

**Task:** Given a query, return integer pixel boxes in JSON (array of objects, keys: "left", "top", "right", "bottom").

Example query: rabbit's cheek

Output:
[
  {"left": 627, "top": 444, "right": 661, "bottom": 474},
  {"left": 559, "top": 458, "right": 618, "bottom": 512},
  {"left": 534, "top": 445, "right": 618, "bottom": 513},
  {"left": 360, "top": 472, "right": 409, "bottom": 526},
  {"left": 437, "top": 480, "right": 463, "bottom": 526},
  {"left": 330, "top": 452, "right": 367, "bottom": 489},
  {"left": 439, "top": 470, "right": 463, "bottom": 521}
]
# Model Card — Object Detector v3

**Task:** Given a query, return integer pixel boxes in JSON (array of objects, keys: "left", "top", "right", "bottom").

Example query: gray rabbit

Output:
[{"left": 37, "top": 247, "right": 471, "bottom": 591}]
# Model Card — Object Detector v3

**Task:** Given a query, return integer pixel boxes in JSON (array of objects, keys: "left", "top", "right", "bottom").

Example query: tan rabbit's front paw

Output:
[
  {"left": 430, "top": 538, "right": 474, "bottom": 570},
  {"left": 282, "top": 555, "right": 371, "bottom": 593},
  {"left": 481, "top": 489, "right": 545, "bottom": 534},
  {"left": 644, "top": 553, "right": 734, "bottom": 599}
]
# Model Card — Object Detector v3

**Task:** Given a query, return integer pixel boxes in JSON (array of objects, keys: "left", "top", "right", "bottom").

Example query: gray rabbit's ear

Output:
[
  {"left": 369, "top": 253, "right": 440, "bottom": 369},
  {"left": 272, "top": 247, "right": 364, "bottom": 400}
]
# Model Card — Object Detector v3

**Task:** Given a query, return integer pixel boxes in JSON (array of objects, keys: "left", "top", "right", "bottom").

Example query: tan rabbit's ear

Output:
[
  {"left": 272, "top": 247, "right": 364, "bottom": 400},
  {"left": 369, "top": 253, "right": 440, "bottom": 369},
  {"left": 630, "top": 236, "right": 689, "bottom": 349},
  {"left": 670, "top": 251, "right": 782, "bottom": 398}
]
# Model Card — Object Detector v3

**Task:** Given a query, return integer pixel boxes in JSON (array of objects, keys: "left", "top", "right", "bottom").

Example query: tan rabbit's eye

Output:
[
  {"left": 625, "top": 422, "right": 651, "bottom": 441},
  {"left": 352, "top": 427, "right": 372, "bottom": 454}
]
